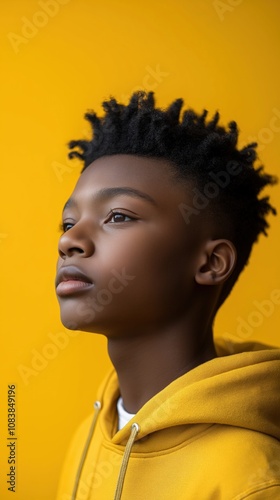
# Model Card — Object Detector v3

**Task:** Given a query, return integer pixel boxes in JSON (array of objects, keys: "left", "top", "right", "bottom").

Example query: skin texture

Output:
[{"left": 56, "top": 154, "right": 237, "bottom": 413}]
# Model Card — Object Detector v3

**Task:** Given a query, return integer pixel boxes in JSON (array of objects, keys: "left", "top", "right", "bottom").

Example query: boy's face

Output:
[{"left": 55, "top": 154, "right": 210, "bottom": 336}]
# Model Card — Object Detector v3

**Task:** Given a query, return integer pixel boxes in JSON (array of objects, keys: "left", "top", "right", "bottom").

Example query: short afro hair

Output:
[{"left": 67, "top": 91, "right": 277, "bottom": 307}]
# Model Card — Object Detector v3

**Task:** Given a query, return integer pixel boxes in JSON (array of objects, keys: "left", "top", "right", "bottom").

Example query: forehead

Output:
[
  {"left": 70, "top": 154, "right": 188, "bottom": 203},
  {"left": 77, "top": 154, "right": 178, "bottom": 186}
]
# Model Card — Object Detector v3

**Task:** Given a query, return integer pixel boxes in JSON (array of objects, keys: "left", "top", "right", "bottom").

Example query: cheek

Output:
[
  {"left": 129, "top": 230, "right": 199, "bottom": 309},
  {"left": 102, "top": 231, "right": 190, "bottom": 298},
  {"left": 135, "top": 231, "right": 187, "bottom": 270},
  {"left": 100, "top": 230, "right": 178, "bottom": 275}
]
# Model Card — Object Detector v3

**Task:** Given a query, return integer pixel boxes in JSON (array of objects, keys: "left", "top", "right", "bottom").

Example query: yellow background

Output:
[{"left": 1, "top": 1, "right": 280, "bottom": 498}]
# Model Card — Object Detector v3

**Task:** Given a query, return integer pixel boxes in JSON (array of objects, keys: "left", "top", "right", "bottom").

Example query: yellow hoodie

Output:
[{"left": 56, "top": 340, "right": 280, "bottom": 499}]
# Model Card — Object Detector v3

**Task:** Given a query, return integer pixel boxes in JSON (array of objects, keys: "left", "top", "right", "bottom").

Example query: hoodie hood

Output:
[
  {"left": 57, "top": 339, "right": 280, "bottom": 500},
  {"left": 98, "top": 339, "right": 280, "bottom": 446}
]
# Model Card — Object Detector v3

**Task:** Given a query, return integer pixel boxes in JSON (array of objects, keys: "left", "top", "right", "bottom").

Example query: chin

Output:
[
  {"left": 60, "top": 316, "right": 80, "bottom": 330},
  {"left": 59, "top": 312, "right": 107, "bottom": 335}
]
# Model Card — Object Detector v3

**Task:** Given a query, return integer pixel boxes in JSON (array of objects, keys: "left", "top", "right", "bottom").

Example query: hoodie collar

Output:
[{"left": 98, "top": 340, "right": 280, "bottom": 446}]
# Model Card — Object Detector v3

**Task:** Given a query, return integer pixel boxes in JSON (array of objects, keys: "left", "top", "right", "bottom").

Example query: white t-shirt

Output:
[{"left": 117, "top": 397, "right": 136, "bottom": 430}]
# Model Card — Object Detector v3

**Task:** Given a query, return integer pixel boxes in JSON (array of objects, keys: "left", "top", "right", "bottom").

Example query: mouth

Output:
[{"left": 55, "top": 265, "right": 94, "bottom": 297}]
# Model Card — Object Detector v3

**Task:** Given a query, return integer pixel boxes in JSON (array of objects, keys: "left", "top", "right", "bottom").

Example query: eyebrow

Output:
[{"left": 62, "top": 187, "right": 157, "bottom": 213}]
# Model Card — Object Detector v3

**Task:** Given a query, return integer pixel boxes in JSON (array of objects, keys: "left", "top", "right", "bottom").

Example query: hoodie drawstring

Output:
[
  {"left": 114, "top": 423, "right": 140, "bottom": 500},
  {"left": 71, "top": 400, "right": 101, "bottom": 500}
]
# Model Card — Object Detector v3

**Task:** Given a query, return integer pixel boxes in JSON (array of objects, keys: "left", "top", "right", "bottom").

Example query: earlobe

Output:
[{"left": 195, "top": 239, "right": 237, "bottom": 286}]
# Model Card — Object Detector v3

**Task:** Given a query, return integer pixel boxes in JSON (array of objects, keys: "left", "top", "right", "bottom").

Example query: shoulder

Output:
[{"left": 201, "top": 425, "right": 280, "bottom": 499}]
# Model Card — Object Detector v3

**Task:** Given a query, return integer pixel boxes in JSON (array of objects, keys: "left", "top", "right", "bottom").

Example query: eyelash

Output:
[
  {"left": 108, "top": 212, "right": 134, "bottom": 224},
  {"left": 58, "top": 211, "right": 135, "bottom": 233},
  {"left": 58, "top": 222, "right": 73, "bottom": 233}
]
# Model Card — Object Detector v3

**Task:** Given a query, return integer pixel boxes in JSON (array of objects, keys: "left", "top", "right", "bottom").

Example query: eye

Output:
[
  {"left": 58, "top": 221, "right": 74, "bottom": 233},
  {"left": 107, "top": 211, "right": 134, "bottom": 223}
]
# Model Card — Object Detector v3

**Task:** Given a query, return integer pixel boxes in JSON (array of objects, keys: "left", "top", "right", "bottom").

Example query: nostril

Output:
[
  {"left": 68, "top": 247, "right": 85, "bottom": 255},
  {"left": 58, "top": 248, "right": 66, "bottom": 259},
  {"left": 59, "top": 247, "right": 84, "bottom": 258}
]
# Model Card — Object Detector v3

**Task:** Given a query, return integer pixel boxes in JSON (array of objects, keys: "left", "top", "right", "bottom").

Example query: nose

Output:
[{"left": 58, "top": 223, "right": 95, "bottom": 260}]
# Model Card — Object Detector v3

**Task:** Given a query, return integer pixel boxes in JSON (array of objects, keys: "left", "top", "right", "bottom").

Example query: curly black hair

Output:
[{"left": 67, "top": 91, "right": 277, "bottom": 307}]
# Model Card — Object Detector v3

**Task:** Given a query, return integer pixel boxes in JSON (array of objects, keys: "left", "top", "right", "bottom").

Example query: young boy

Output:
[{"left": 55, "top": 91, "right": 280, "bottom": 499}]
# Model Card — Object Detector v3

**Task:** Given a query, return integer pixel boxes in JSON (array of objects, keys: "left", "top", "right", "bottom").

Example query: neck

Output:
[{"left": 107, "top": 322, "right": 217, "bottom": 414}]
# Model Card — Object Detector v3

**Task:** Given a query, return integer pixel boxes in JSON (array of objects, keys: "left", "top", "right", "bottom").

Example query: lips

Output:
[{"left": 55, "top": 265, "right": 94, "bottom": 296}]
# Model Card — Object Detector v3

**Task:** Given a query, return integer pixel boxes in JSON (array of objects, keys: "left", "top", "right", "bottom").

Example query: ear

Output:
[{"left": 195, "top": 239, "right": 237, "bottom": 286}]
